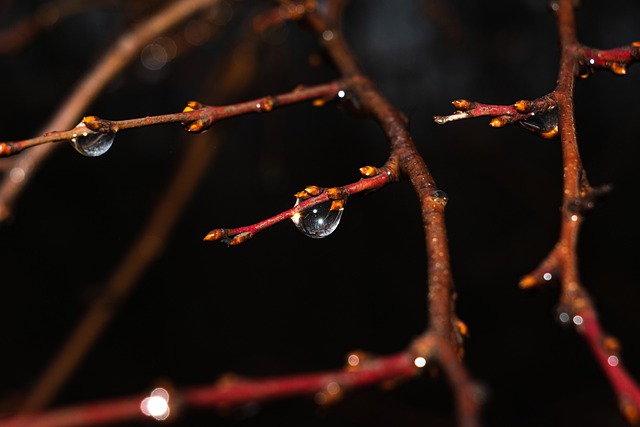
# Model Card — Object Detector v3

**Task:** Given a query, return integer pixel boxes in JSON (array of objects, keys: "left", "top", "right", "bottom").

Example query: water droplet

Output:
[
  {"left": 291, "top": 199, "right": 343, "bottom": 239},
  {"left": 430, "top": 189, "right": 448, "bottom": 206},
  {"left": 70, "top": 123, "right": 116, "bottom": 157},
  {"left": 577, "top": 60, "right": 594, "bottom": 78},
  {"left": 518, "top": 108, "right": 558, "bottom": 139}
]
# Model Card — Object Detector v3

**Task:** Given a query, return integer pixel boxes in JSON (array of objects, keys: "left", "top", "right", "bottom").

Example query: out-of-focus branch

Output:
[
  {"left": 0, "top": 0, "right": 219, "bottom": 223},
  {"left": 13, "top": 0, "right": 251, "bottom": 415},
  {"left": 0, "top": 0, "right": 120, "bottom": 55},
  {"left": 2, "top": 351, "right": 420, "bottom": 427}
]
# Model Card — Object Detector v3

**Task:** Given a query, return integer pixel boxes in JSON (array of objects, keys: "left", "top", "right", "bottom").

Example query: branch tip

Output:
[{"left": 203, "top": 228, "right": 227, "bottom": 242}]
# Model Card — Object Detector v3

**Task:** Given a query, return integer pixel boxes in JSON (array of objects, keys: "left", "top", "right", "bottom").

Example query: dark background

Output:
[{"left": 1, "top": 0, "right": 640, "bottom": 426}]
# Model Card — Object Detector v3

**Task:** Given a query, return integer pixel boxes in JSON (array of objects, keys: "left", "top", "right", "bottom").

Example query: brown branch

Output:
[
  {"left": 0, "top": 0, "right": 219, "bottom": 223},
  {"left": 0, "top": 0, "right": 120, "bottom": 56},
  {"left": 305, "top": 5, "right": 482, "bottom": 427},
  {"left": 434, "top": 0, "right": 640, "bottom": 423},
  {"left": 546, "top": 1, "right": 640, "bottom": 422}
]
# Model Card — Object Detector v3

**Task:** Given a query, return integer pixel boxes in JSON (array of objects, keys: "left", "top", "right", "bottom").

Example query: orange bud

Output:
[
  {"left": 490, "top": 117, "right": 508, "bottom": 128},
  {"left": 359, "top": 165, "right": 378, "bottom": 177}
]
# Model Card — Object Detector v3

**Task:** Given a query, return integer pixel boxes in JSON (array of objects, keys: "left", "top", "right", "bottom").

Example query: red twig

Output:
[
  {"left": 1, "top": 351, "right": 419, "bottom": 427},
  {"left": 0, "top": 81, "right": 344, "bottom": 156},
  {"left": 577, "top": 42, "right": 640, "bottom": 77},
  {"left": 204, "top": 163, "right": 396, "bottom": 245}
]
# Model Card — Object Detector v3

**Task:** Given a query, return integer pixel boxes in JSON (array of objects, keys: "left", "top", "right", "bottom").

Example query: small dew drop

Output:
[
  {"left": 322, "top": 30, "right": 334, "bottom": 41},
  {"left": 414, "top": 357, "right": 427, "bottom": 368},
  {"left": 559, "top": 312, "right": 570, "bottom": 323},
  {"left": 570, "top": 214, "right": 579, "bottom": 222},
  {"left": 70, "top": 123, "right": 116, "bottom": 157},
  {"left": 430, "top": 189, "right": 448, "bottom": 206},
  {"left": 572, "top": 315, "right": 584, "bottom": 326},
  {"left": 543, "top": 272, "right": 553, "bottom": 281},
  {"left": 337, "top": 90, "right": 346, "bottom": 98},
  {"left": 291, "top": 199, "right": 343, "bottom": 239},
  {"left": 608, "top": 355, "right": 620, "bottom": 367}
]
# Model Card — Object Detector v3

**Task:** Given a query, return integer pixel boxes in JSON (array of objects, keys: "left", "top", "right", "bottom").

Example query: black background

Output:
[{"left": 1, "top": 0, "right": 640, "bottom": 426}]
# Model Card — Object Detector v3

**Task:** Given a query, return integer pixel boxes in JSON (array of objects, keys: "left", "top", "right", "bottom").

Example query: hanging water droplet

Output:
[
  {"left": 518, "top": 108, "right": 559, "bottom": 139},
  {"left": 70, "top": 123, "right": 116, "bottom": 157},
  {"left": 291, "top": 199, "right": 343, "bottom": 239}
]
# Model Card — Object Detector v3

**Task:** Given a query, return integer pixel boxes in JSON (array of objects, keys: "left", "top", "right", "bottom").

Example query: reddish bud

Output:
[
  {"left": 514, "top": 100, "right": 530, "bottom": 113},
  {"left": 304, "top": 185, "right": 321, "bottom": 196},
  {"left": 359, "top": 165, "right": 378, "bottom": 177},
  {"left": 326, "top": 187, "right": 347, "bottom": 200},
  {"left": 610, "top": 62, "right": 627, "bottom": 75},
  {"left": 489, "top": 117, "right": 508, "bottom": 128},
  {"left": 330, "top": 199, "right": 345, "bottom": 211},
  {"left": 230, "top": 232, "right": 252, "bottom": 245},
  {"left": 203, "top": 229, "right": 227, "bottom": 241},
  {"left": 451, "top": 99, "right": 472, "bottom": 110}
]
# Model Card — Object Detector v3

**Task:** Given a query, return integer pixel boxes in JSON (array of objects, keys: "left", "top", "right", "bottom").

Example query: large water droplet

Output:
[
  {"left": 291, "top": 199, "right": 343, "bottom": 239},
  {"left": 70, "top": 123, "right": 116, "bottom": 157},
  {"left": 518, "top": 108, "right": 558, "bottom": 139}
]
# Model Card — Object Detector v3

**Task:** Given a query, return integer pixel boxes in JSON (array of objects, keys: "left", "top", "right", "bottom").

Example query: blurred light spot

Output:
[
  {"left": 559, "top": 312, "right": 570, "bottom": 323},
  {"left": 326, "top": 382, "right": 340, "bottom": 395},
  {"left": 141, "top": 388, "right": 170, "bottom": 421},
  {"left": 184, "top": 19, "right": 211, "bottom": 46},
  {"left": 338, "top": 90, "right": 346, "bottom": 98},
  {"left": 322, "top": 30, "right": 334, "bottom": 41},
  {"left": 589, "top": 59, "right": 595, "bottom": 65},
  {"left": 9, "top": 167, "right": 25, "bottom": 183},
  {"left": 570, "top": 214, "right": 578, "bottom": 222},
  {"left": 572, "top": 315, "right": 583, "bottom": 326},
  {"left": 414, "top": 356, "right": 426, "bottom": 368},
  {"left": 543, "top": 272, "right": 552, "bottom": 281},
  {"left": 141, "top": 43, "right": 168, "bottom": 71},
  {"left": 347, "top": 353, "right": 360, "bottom": 367},
  {"left": 608, "top": 355, "right": 619, "bottom": 367}
]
